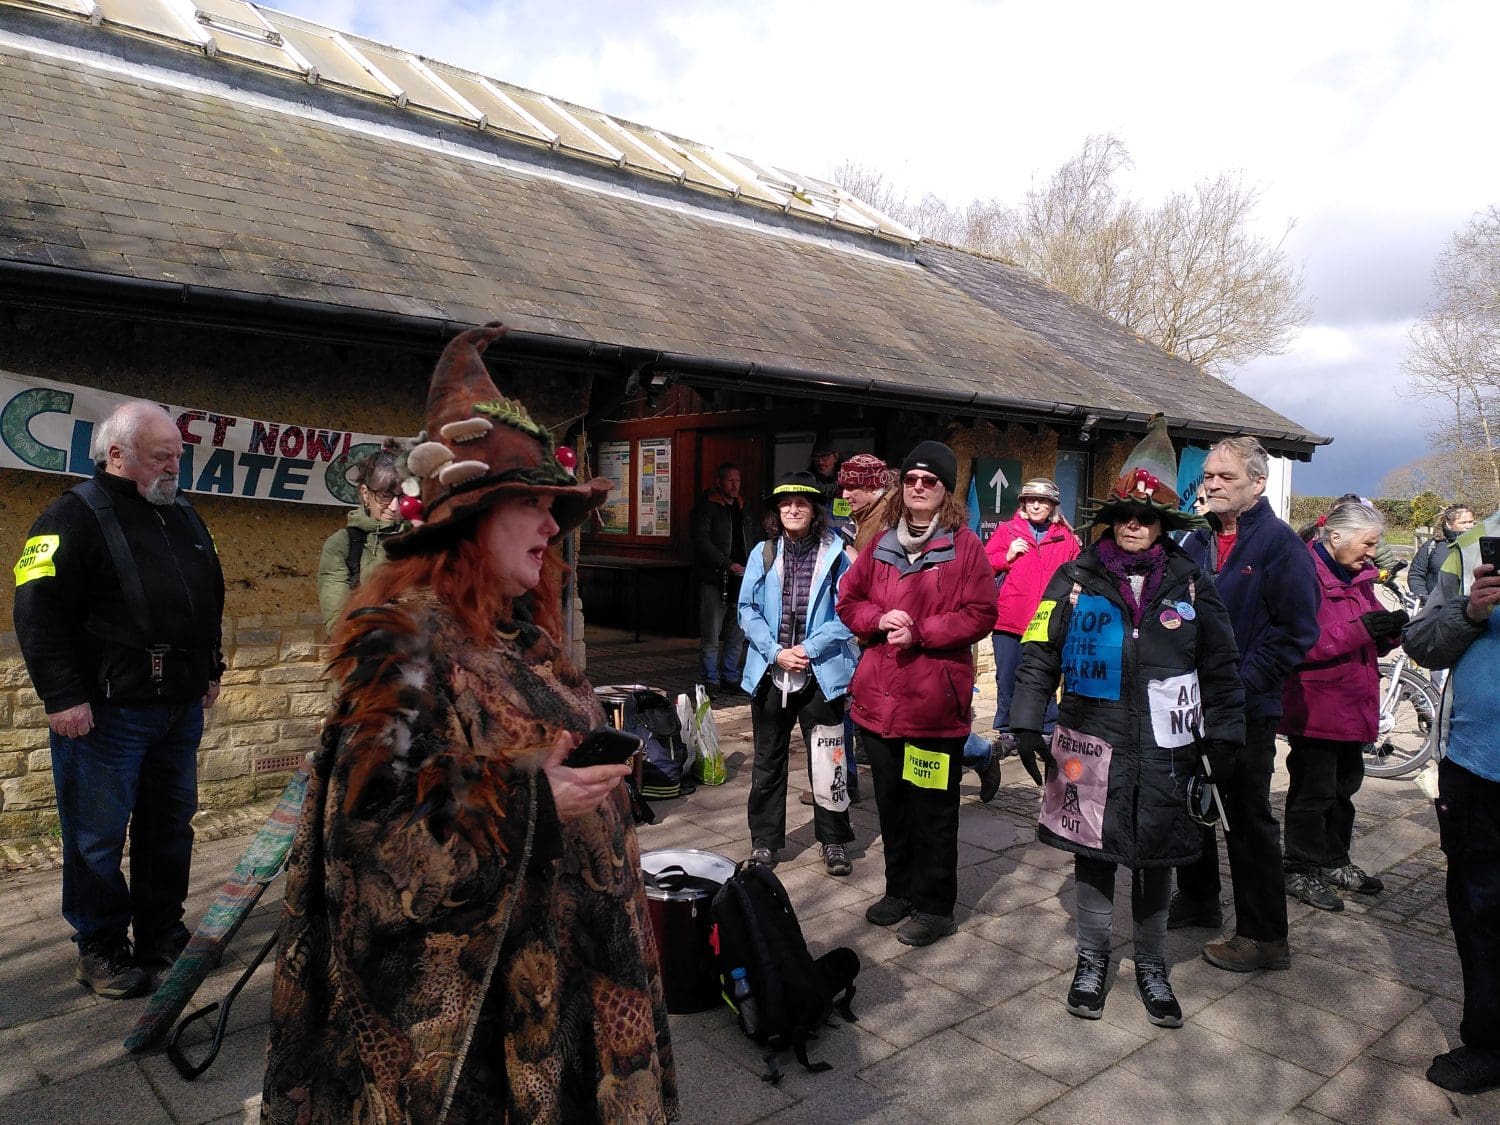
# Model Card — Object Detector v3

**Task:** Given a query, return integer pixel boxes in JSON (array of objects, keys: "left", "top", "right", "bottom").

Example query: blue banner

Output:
[{"left": 1177, "top": 445, "right": 1209, "bottom": 512}]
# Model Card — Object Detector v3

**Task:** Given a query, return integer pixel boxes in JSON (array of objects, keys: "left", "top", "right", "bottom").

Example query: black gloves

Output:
[
  {"left": 1360, "top": 609, "right": 1409, "bottom": 640},
  {"left": 1202, "top": 740, "right": 1239, "bottom": 785},
  {"left": 1014, "top": 730, "right": 1052, "bottom": 786}
]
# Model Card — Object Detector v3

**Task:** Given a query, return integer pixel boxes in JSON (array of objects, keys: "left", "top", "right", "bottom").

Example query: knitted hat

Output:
[
  {"left": 837, "top": 453, "right": 889, "bottom": 490},
  {"left": 1018, "top": 478, "right": 1062, "bottom": 504},
  {"left": 384, "top": 322, "right": 609, "bottom": 557},
  {"left": 1088, "top": 414, "right": 1207, "bottom": 533},
  {"left": 766, "top": 470, "right": 827, "bottom": 504},
  {"left": 900, "top": 440, "right": 957, "bottom": 493}
]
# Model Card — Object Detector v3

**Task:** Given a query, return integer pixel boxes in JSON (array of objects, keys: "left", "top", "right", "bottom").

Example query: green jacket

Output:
[{"left": 317, "top": 509, "right": 405, "bottom": 630}]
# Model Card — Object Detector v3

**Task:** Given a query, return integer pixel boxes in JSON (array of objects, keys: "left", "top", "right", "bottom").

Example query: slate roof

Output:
[{"left": 0, "top": 17, "right": 1326, "bottom": 454}]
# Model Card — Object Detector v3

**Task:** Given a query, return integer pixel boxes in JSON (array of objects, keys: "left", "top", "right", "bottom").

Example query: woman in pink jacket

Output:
[
  {"left": 837, "top": 441, "right": 998, "bottom": 947},
  {"left": 1280, "top": 502, "right": 1408, "bottom": 913},
  {"left": 984, "top": 479, "right": 1080, "bottom": 748}
]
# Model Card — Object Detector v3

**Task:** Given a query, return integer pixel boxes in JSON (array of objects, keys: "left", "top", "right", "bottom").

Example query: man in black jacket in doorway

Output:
[{"left": 690, "top": 461, "right": 755, "bottom": 697}]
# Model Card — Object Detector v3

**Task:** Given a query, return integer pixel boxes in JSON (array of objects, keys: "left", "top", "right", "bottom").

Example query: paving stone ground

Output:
[{"left": 1, "top": 632, "right": 1494, "bottom": 1123}]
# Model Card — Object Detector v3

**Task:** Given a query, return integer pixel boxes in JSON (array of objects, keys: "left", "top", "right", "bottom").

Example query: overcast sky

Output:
[{"left": 273, "top": 0, "right": 1499, "bottom": 496}]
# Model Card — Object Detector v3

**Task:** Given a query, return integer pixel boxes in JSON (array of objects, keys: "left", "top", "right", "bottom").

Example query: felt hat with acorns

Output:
[
  {"left": 383, "top": 321, "right": 609, "bottom": 557},
  {"left": 1086, "top": 413, "right": 1208, "bottom": 534}
]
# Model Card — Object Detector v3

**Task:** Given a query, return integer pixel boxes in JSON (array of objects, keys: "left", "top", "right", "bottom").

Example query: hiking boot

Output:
[
  {"left": 1286, "top": 871, "right": 1344, "bottom": 912},
  {"left": 1065, "top": 950, "right": 1110, "bottom": 1019},
  {"left": 76, "top": 938, "right": 150, "bottom": 1000},
  {"left": 864, "top": 895, "right": 912, "bottom": 927},
  {"left": 800, "top": 790, "right": 815, "bottom": 806},
  {"left": 896, "top": 912, "right": 956, "bottom": 947},
  {"left": 822, "top": 843, "right": 852, "bottom": 877},
  {"left": 748, "top": 846, "right": 778, "bottom": 868},
  {"left": 1166, "top": 890, "right": 1223, "bottom": 930},
  {"left": 1203, "top": 933, "right": 1292, "bottom": 973},
  {"left": 1427, "top": 1046, "right": 1500, "bottom": 1095},
  {"left": 1323, "top": 863, "right": 1384, "bottom": 895},
  {"left": 134, "top": 926, "right": 191, "bottom": 978},
  {"left": 1134, "top": 959, "right": 1183, "bottom": 1028},
  {"left": 977, "top": 748, "right": 1003, "bottom": 804},
  {"left": 992, "top": 732, "right": 1018, "bottom": 759}
]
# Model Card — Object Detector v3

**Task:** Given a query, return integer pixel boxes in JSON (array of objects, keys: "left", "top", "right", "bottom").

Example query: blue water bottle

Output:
[{"left": 730, "top": 967, "right": 760, "bottom": 1036}]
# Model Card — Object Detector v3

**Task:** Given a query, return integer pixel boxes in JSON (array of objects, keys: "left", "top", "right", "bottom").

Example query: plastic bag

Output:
[
  {"left": 692, "top": 683, "right": 727, "bottom": 785},
  {"left": 675, "top": 692, "right": 699, "bottom": 775}
]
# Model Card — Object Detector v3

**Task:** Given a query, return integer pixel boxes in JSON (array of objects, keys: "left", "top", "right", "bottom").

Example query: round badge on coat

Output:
[
  {"left": 1159, "top": 608, "right": 1182, "bottom": 630},
  {"left": 1176, "top": 601, "right": 1196, "bottom": 621}
]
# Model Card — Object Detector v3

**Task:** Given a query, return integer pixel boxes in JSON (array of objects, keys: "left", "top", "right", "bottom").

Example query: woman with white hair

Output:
[{"left": 1280, "top": 502, "right": 1408, "bottom": 912}]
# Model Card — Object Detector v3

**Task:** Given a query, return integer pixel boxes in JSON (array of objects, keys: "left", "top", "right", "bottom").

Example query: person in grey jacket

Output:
[
  {"left": 316, "top": 450, "right": 407, "bottom": 631},
  {"left": 1408, "top": 504, "right": 1475, "bottom": 599},
  {"left": 1403, "top": 533, "right": 1500, "bottom": 1096}
]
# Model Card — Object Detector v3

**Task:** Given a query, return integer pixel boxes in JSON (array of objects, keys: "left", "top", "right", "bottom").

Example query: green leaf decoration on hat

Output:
[{"left": 473, "top": 397, "right": 552, "bottom": 448}]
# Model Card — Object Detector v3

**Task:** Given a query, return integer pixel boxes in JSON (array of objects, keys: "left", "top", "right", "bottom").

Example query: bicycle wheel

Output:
[{"left": 1364, "top": 662, "right": 1439, "bottom": 779}]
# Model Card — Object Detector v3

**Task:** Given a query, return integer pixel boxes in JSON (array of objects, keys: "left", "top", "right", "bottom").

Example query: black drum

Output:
[{"left": 640, "top": 848, "right": 735, "bottom": 1014}]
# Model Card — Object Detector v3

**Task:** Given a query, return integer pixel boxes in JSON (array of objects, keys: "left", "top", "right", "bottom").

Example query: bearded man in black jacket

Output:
[{"left": 15, "top": 401, "right": 224, "bottom": 1000}]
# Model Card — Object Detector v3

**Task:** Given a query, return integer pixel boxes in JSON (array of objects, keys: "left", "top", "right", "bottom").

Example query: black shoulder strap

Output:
[
  {"left": 344, "top": 527, "right": 368, "bottom": 590},
  {"left": 73, "top": 479, "right": 150, "bottom": 639},
  {"left": 762, "top": 538, "right": 775, "bottom": 571}
]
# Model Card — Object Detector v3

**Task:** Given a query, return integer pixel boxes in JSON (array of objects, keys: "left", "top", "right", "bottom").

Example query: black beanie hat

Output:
[{"left": 900, "top": 441, "right": 957, "bottom": 493}]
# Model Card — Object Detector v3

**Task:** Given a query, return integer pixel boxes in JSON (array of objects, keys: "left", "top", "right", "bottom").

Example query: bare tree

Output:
[
  {"left": 1404, "top": 206, "right": 1500, "bottom": 504},
  {"left": 831, "top": 136, "right": 1309, "bottom": 379}
]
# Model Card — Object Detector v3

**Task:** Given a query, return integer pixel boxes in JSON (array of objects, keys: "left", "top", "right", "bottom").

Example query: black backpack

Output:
[
  {"left": 712, "top": 862, "right": 859, "bottom": 1083},
  {"left": 624, "top": 688, "right": 691, "bottom": 800}
]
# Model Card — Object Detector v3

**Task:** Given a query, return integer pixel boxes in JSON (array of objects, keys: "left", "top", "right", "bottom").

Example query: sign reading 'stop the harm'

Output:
[{"left": 0, "top": 370, "right": 394, "bottom": 507}]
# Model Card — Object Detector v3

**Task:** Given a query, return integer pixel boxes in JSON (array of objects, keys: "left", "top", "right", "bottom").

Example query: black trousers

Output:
[
  {"left": 861, "top": 729, "right": 963, "bottom": 917},
  {"left": 1436, "top": 757, "right": 1500, "bottom": 1051},
  {"left": 747, "top": 678, "right": 853, "bottom": 850},
  {"left": 1283, "top": 735, "right": 1365, "bottom": 873},
  {"left": 1177, "top": 715, "right": 1289, "bottom": 942}
]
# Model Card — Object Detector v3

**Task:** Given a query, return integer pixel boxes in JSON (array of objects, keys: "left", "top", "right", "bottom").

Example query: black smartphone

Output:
[
  {"left": 567, "top": 727, "right": 645, "bottom": 768},
  {"left": 1480, "top": 536, "right": 1500, "bottom": 572}
]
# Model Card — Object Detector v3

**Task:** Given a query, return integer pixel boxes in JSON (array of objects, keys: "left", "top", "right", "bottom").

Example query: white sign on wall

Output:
[{"left": 0, "top": 370, "right": 391, "bottom": 507}]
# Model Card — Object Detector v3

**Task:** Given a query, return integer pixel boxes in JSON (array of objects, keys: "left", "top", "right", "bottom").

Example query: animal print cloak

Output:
[{"left": 262, "top": 589, "right": 678, "bottom": 1122}]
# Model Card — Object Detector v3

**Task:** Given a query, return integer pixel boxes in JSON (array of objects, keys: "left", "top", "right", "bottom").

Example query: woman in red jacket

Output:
[
  {"left": 837, "top": 441, "right": 998, "bottom": 947},
  {"left": 1280, "top": 502, "right": 1407, "bottom": 913},
  {"left": 984, "top": 478, "right": 1080, "bottom": 749}
]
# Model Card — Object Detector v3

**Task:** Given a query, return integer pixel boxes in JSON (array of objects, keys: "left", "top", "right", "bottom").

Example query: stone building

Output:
[{"left": 0, "top": 0, "right": 1325, "bottom": 837}]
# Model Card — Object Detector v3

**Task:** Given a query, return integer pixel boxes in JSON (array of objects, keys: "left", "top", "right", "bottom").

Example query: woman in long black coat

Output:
[{"left": 1011, "top": 418, "right": 1243, "bottom": 1029}]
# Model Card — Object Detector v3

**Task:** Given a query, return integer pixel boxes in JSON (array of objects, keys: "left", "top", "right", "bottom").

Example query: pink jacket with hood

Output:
[{"left": 983, "top": 512, "right": 1080, "bottom": 635}]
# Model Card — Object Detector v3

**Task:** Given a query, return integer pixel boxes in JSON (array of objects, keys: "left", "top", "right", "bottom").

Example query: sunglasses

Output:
[
  {"left": 903, "top": 472, "right": 942, "bottom": 489},
  {"left": 1114, "top": 508, "right": 1160, "bottom": 526}
]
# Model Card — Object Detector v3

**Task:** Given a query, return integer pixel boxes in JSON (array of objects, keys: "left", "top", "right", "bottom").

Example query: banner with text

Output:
[{"left": 0, "top": 370, "right": 393, "bottom": 507}]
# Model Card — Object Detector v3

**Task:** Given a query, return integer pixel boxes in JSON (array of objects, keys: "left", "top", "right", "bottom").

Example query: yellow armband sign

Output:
[
  {"left": 902, "top": 742, "right": 950, "bottom": 790},
  {"left": 1022, "top": 599, "right": 1056, "bottom": 644},
  {"left": 14, "top": 535, "right": 60, "bottom": 587}
]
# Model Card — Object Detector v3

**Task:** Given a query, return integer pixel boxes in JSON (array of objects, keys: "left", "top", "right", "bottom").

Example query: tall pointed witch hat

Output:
[
  {"left": 1085, "top": 413, "right": 1208, "bottom": 533},
  {"left": 383, "top": 321, "right": 609, "bottom": 557}
]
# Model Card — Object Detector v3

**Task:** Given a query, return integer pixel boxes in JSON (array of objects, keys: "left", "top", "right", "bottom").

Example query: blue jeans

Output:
[
  {"left": 50, "top": 702, "right": 202, "bottom": 947},
  {"left": 963, "top": 732, "right": 992, "bottom": 768},
  {"left": 698, "top": 582, "right": 745, "bottom": 687},
  {"left": 993, "top": 632, "right": 1056, "bottom": 734}
]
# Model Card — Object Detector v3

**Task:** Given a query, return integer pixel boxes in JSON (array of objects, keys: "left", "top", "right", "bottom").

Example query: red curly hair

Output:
[{"left": 328, "top": 510, "right": 569, "bottom": 654}]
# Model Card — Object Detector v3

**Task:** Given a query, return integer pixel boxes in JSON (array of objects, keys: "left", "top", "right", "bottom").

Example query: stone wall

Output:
[{"left": 0, "top": 612, "right": 327, "bottom": 841}]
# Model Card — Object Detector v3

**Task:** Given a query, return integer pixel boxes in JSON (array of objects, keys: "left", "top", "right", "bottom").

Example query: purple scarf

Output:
[{"left": 1095, "top": 536, "right": 1168, "bottom": 625}]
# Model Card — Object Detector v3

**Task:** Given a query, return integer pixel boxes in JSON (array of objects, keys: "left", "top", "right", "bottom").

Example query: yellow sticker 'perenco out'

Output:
[
  {"left": 14, "top": 534, "right": 60, "bottom": 587},
  {"left": 1022, "top": 599, "right": 1057, "bottom": 644},
  {"left": 902, "top": 742, "right": 950, "bottom": 790}
]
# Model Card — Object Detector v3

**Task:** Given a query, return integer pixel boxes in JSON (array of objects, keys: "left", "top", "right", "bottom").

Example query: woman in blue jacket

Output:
[{"left": 738, "top": 471, "right": 858, "bottom": 875}]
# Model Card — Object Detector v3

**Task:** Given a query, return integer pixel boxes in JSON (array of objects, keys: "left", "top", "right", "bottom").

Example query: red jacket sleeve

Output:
[{"left": 835, "top": 537, "right": 886, "bottom": 640}]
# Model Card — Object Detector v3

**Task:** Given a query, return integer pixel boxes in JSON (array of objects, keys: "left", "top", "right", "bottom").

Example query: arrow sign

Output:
[
  {"left": 972, "top": 457, "right": 1022, "bottom": 539},
  {"left": 988, "top": 465, "right": 1011, "bottom": 513}
]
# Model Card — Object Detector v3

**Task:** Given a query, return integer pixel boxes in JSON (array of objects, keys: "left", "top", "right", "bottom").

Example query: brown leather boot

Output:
[{"left": 1203, "top": 933, "right": 1291, "bottom": 972}]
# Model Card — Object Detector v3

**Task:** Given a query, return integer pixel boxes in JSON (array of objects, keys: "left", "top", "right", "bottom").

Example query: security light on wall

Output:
[{"left": 1079, "top": 414, "right": 1099, "bottom": 443}]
